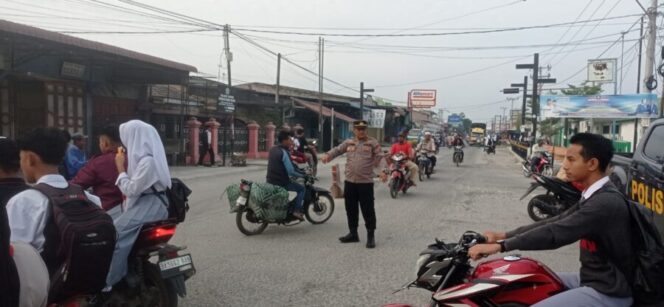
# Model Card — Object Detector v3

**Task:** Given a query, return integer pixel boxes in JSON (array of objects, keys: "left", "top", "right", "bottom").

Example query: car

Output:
[{"left": 406, "top": 128, "right": 422, "bottom": 146}]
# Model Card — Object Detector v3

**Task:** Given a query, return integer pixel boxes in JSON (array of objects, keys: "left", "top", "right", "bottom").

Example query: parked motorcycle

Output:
[
  {"left": 452, "top": 146, "right": 463, "bottom": 167},
  {"left": 520, "top": 173, "right": 582, "bottom": 221},
  {"left": 416, "top": 154, "right": 433, "bottom": 181},
  {"left": 522, "top": 152, "right": 554, "bottom": 177},
  {"left": 234, "top": 175, "right": 334, "bottom": 235},
  {"left": 388, "top": 231, "right": 564, "bottom": 307},
  {"left": 52, "top": 220, "right": 196, "bottom": 307},
  {"left": 387, "top": 153, "right": 414, "bottom": 199}
]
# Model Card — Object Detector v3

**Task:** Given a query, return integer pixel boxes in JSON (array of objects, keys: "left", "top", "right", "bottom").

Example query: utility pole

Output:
[
  {"left": 634, "top": 16, "right": 645, "bottom": 151},
  {"left": 276, "top": 53, "right": 282, "bottom": 125},
  {"left": 500, "top": 106, "right": 508, "bottom": 133},
  {"left": 517, "top": 53, "right": 556, "bottom": 144},
  {"left": 644, "top": 0, "right": 657, "bottom": 94},
  {"left": 359, "top": 82, "right": 375, "bottom": 120},
  {"left": 317, "top": 37, "right": 324, "bottom": 151},
  {"left": 223, "top": 24, "right": 233, "bottom": 166}
]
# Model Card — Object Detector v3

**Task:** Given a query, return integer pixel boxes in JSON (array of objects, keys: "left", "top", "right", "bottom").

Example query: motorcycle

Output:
[
  {"left": 520, "top": 173, "right": 582, "bottom": 221},
  {"left": 234, "top": 175, "right": 335, "bottom": 236},
  {"left": 387, "top": 153, "right": 414, "bottom": 199},
  {"left": 416, "top": 153, "right": 434, "bottom": 181},
  {"left": 52, "top": 220, "right": 196, "bottom": 307},
  {"left": 522, "top": 152, "right": 554, "bottom": 177},
  {"left": 452, "top": 146, "right": 463, "bottom": 167},
  {"left": 485, "top": 144, "right": 496, "bottom": 155},
  {"left": 388, "top": 231, "right": 564, "bottom": 307}
]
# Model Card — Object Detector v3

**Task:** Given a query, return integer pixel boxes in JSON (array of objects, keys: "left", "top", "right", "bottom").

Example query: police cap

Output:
[{"left": 353, "top": 120, "right": 368, "bottom": 129}]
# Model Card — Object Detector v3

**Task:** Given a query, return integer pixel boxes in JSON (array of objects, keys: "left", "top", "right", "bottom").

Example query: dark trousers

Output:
[
  {"left": 198, "top": 145, "right": 215, "bottom": 165},
  {"left": 343, "top": 181, "right": 376, "bottom": 232},
  {"left": 429, "top": 155, "right": 437, "bottom": 168}
]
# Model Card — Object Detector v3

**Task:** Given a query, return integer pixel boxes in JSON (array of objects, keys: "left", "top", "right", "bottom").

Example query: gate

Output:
[{"left": 218, "top": 118, "right": 248, "bottom": 163}]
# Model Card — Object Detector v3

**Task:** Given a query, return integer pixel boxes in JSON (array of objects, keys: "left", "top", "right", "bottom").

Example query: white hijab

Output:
[{"left": 119, "top": 120, "right": 171, "bottom": 189}]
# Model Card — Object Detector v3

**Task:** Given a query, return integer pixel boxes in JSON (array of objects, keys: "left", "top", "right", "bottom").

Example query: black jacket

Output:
[{"left": 505, "top": 181, "right": 633, "bottom": 297}]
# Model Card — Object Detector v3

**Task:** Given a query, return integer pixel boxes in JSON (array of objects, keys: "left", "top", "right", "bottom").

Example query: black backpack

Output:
[
  {"left": 608, "top": 188, "right": 664, "bottom": 306},
  {"left": 35, "top": 183, "right": 117, "bottom": 303},
  {"left": 153, "top": 178, "right": 191, "bottom": 223}
]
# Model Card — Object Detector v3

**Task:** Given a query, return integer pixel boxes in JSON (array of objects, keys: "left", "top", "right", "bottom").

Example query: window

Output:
[
  {"left": 643, "top": 125, "right": 664, "bottom": 162},
  {"left": 46, "top": 82, "right": 84, "bottom": 133}
]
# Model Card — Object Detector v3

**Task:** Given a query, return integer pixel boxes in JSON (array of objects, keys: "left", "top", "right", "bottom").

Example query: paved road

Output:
[{"left": 173, "top": 145, "right": 579, "bottom": 307}]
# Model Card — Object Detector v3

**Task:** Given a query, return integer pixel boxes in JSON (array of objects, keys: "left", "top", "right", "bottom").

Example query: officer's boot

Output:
[
  {"left": 366, "top": 230, "right": 375, "bottom": 249},
  {"left": 339, "top": 229, "right": 360, "bottom": 243}
]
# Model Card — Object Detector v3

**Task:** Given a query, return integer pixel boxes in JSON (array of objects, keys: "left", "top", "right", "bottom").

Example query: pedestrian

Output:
[
  {"left": 0, "top": 137, "right": 24, "bottom": 307},
  {"left": 197, "top": 125, "right": 215, "bottom": 167},
  {"left": 321, "top": 120, "right": 383, "bottom": 249},
  {"left": 469, "top": 133, "right": 633, "bottom": 307},
  {"left": 106, "top": 120, "right": 170, "bottom": 289},
  {"left": 0, "top": 137, "right": 27, "bottom": 208},
  {"left": 65, "top": 132, "right": 87, "bottom": 178},
  {"left": 71, "top": 125, "right": 124, "bottom": 219}
]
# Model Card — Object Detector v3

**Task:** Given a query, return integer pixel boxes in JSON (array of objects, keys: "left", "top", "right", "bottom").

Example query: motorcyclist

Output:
[
  {"left": 485, "top": 134, "right": 495, "bottom": 152},
  {"left": 293, "top": 124, "right": 317, "bottom": 178},
  {"left": 452, "top": 134, "right": 465, "bottom": 162},
  {"left": 416, "top": 132, "right": 437, "bottom": 170},
  {"left": 389, "top": 131, "right": 418, "bottom": 186},
  {"left": 267, "top": 130, "right": 306, "bottom": 221},
  {"left": 530, "top": 140, "right": 547, "bottom": 172}
]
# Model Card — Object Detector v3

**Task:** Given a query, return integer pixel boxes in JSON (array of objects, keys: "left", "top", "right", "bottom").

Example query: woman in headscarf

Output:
[{"left": 105, "top": 120, "right": 171, "bottom": 288}]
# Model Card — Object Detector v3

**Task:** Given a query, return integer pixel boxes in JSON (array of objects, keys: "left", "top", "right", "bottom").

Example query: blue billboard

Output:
[
  {"left": 448, "top": 114, "right": 463, "bottom": 126},
  {"left": 539, "top": 94, "right": 659, "bottom": 119}
]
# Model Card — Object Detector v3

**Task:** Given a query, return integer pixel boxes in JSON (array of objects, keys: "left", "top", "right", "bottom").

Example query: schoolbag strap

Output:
[{"left": 151, "top": 186, "right": 169, "bottom": 208}]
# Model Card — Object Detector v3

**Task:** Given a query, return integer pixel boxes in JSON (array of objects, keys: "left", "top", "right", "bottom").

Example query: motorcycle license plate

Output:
[
  {"left": 159, "top": 254, "right": 195, "bottom": 278},
  {"left": 236, "top": 196, "right": 248, "bottom": 206}
]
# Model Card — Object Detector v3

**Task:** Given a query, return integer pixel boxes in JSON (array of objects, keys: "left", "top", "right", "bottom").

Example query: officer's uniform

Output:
[{"left": 325, "top": 120, "right": 382, "bottom": 247}]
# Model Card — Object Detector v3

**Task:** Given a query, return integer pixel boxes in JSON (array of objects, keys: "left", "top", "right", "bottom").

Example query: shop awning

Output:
[{"left": 292, "top": 98, "right": 356, "bottom": 123}]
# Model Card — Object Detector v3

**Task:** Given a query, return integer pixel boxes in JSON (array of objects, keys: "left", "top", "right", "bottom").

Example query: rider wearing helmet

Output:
[
  {"left": 389, "top": 130, "right": 418, "bottom": 185},
  {"left": 452, "top": 133, "right": 465, "bottom": 162}
]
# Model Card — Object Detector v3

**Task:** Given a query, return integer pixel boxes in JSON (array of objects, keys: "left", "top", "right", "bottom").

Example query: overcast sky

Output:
[{"left": 0, "top": 0, "right": 657, "bottom": 123}]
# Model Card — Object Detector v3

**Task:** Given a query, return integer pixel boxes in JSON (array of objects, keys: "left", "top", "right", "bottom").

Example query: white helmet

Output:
[{"left": 424, "top": 131, "right": 432, "bottom": 136}]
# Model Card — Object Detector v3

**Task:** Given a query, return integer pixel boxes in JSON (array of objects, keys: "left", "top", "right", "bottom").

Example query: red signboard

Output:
[{"left": 408, "top": 89, "right": 437, "bottom": 108}]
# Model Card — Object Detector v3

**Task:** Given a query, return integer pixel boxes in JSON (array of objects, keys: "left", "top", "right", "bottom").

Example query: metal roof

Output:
[
  {"left": 292, "top": 98, "right": 356, "bottom": 123},
  {"left": 0, "top": 19, "right": 197, "bottom": 73}
]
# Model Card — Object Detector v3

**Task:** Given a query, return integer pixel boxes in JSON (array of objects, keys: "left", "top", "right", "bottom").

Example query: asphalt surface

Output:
[{"left": 172, "top": 145, "right": 579, "bottom": 307}]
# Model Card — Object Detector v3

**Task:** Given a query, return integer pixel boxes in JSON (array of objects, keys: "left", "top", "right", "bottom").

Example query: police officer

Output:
[{"left": 321, "top": 120, "right": 382, "bottom": 248}]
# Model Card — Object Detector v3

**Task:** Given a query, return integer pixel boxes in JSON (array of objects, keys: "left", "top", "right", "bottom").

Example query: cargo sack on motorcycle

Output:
[
  {"left": 153, "top": 178, "right": 191, "bottom": 223},
  {"left": 247, "top": 183, "right": 289, "bottom": 221},
  {"left": 225, "top": 183, "right": 242, "bottom": 213},
  {"left": 34, "top": 183, "right": 117, "bottom": 303},
  {"left": 224, "top": 182, "right": 289, "bottom": 221}
]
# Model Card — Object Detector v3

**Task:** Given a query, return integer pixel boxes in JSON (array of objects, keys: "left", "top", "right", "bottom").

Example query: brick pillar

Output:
[
  {"left": 265, "top": 121, "right": 276, "bottom": 150},
  {"left": 186, "top": 117, "right": 201, "bottom": 165},
  {"left": 247, "top": 120, "right": 260, "bottom": 159},
  {"left": 206, "top": 117, "right": 221, "bottom": 164}
]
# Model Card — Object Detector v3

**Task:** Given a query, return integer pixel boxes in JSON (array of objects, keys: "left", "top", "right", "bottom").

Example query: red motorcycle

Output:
[
  {"left": 386, "top": 153, "right": 414, "bottom": 199},
  {"left": 522, "top": 152, "right": 554, "bottom": 177},
  {"left": 387, "top": 231, "right": 564, "bottom": 307}
]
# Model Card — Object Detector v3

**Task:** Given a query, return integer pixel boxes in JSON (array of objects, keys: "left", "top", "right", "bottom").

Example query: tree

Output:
[{"left": 462, "top": 118, "right": 472, "bottom": 134}]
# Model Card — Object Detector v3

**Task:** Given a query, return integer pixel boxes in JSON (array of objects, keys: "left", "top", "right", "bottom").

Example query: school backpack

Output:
[
  {"left": 35, "top": 183, "right": 117, "bottom": 303},
  {"left": 153, "top": 178, "right": 192, "bottom": 223},
  {"left": 608, "top": 188, "right": 664, "bottom": 306}
]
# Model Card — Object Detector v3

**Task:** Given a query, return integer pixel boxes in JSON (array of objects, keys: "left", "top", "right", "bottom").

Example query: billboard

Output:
[
  {"left": 448, "top": 114, "right": 463, "bottom": 127},
  {"left": 408, "top": 89, "right": 437, "bottom": 108},
  {"left": 539, "top": 94, "right": 659, "bottom": 119},
  {"left": 587, "top": 59, "right": 616, "bottom": 83},
  {"left": 366, "top": 109, "right": 386, "bottom": 128}
]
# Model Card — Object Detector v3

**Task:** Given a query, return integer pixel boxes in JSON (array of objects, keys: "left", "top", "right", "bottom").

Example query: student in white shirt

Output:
[
  {"left": 105, "top": 120, "right": 170, "bottom": 288},
  {"left": 7, "top": 128, "right": 101, "bottom": 254}
]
